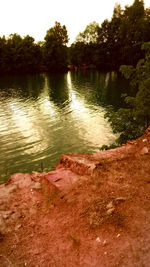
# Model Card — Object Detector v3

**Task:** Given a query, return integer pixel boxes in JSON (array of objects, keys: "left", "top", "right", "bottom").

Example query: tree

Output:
[
  {"left": 70, "top": 42, "right": 87, "bottom": 67},
  {"left": 5, "top": 34, "right": 23, "bottom": 72},
  {"left": 70, "top": 22, "right": 100, "bottom": 68},
  {"left": 75, "top": 21, "right": 100, "bottom": 44},
  {"left": 69, "top": 0, "right": 150, "bottom": 71},
  {"left": 119, "top": 0, "right": 149, "bottom": 66},
  {"left": 105, "top": 42, "right": 150, "bottom": 144},
  {"left": 20, "top": 35, "right": 42, "bottom": 72},
  {"left": 0, "top": 36, "right": 8, "bottom": 73},
  {"left": 44, "top": 22, "right": 69, "bottom": 71},
  {"left": 45, "top": 22, "right": 68, "bottom": 46},
  {"left": 0, "top": 34, "right": 43, "bottom": 74},
  {"left": 96, "top": 0, "right": 150, "bottom": 69}
]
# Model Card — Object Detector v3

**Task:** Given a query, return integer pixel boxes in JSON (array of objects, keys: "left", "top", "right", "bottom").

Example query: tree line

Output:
[
  {"left": 0, "top": 34, "right": 42, "bottom": 74},
  {"left": 0, "top": 22, "right": 69, "bottom": 74},
  {"left": 70, "top": 0, "right": 150, "bottom": 70},
  {"left": 0, "top": 0, "right": 149, "bottom": 74}
]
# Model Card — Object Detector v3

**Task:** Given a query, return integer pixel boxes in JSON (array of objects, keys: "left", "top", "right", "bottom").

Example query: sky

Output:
[{"left": 0, "top": 0, "right": 149, "bottom": 45}]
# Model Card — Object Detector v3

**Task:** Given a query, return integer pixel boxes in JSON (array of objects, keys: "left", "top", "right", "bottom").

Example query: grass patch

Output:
[{"left": 99, "top": 143, "right": 120, "bottom": 151}]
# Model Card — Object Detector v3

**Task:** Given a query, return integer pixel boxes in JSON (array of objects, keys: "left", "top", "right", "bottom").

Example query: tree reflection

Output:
[
  {"left": 45, "top": 73, "right": 70, "bottom": 107},
  {"left": 69, "top": 70, "right": 130, "bottom": 108},
  {"left": 0, "top": 74, "right": 45, "bottom": 100}
]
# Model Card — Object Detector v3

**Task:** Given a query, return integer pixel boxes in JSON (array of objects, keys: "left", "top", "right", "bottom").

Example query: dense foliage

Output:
[
  {"left": 0, "top": 22, "right": 69, "bottom": 74},
  {"left": 43, "top": 22, "right": 69, "bottom": 72},
  {"left": 0, "top": 1, "right": 149, "bottom": 74},
  {"left": 0, "top": 34, "right": 42, "bottom": 74},
  {"left": 70, "top": 0, "right": 150, "bottom": 70},
  {"left": 105, "top": 42, "right": 150, "bottom": 145}
]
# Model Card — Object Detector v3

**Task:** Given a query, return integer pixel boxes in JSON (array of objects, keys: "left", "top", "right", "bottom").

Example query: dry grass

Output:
[{"left": 81, "top": 196, "right": 125, "bottom": 229}]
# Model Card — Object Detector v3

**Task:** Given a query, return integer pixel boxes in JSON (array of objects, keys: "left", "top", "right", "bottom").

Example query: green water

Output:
[{"left": 0, "top": 70, "right": 129, "bottom": 183}]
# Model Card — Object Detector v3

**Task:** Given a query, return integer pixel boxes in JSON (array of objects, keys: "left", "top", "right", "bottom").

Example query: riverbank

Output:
[{"left": 0, "top": 127, "right": 150, "bottom": 266}]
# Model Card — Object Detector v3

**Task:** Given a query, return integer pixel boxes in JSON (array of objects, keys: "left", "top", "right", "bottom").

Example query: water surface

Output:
[{"left": 0, "top": 71, "right": 129, "bottom": 183}]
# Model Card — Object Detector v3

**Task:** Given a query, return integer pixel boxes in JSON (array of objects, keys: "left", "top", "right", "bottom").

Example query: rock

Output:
[
  {"left": 140, "top": 147, "right": 149, "bottom": 155},
  {"left": 10, "top": 173, "right": 32, "bottom": 189},
  {"left": 96, "top": 237, "right": 101, "bottom": 243},
  {"left": 31, "top": 182, "right": 41, "bottom": 190},
  {"left": 115, "top": 197, "right": 126, "bottom": 202},
  {"left": 106, "top": 201, "right": 113, "bottom": 210},
  {"left": 106, "top": 208, "right": 115, "bottom": 215},
  {"left": 0, "top": 184, "right": 18, "bottom": 200},
  {"left": 15, "top": 224, "right": 22, "bottom": 231},
  {"left": 32, "top": 171, "right": 39, "bottom": 175},
  {"left": 1, "top": 210, "right": 13, "bottom": 220},
  {"left": 103, "top": 240, "right": 107, "bottom": 246},
  {"left": 106, "top": 201, "right": 115, "bottom": 215}
]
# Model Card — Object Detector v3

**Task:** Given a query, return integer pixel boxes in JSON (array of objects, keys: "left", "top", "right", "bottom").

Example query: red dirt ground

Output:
[{"left": 0, "top": 127, "right": 150, "bottom": 267}]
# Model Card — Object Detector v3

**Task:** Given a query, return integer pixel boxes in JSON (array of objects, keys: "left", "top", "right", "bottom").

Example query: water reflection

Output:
[
  {"left": 0, "top": 71, "right": 129, "bottom": 183},
  {"left": 46, "top": 73, "right": 70, "bottom": 107},
  {"left": 70, "top": 70, "right": 129, "bottom": 108},
  {"left": 0, "top": 74, "right": 44, "bottom": 100}
]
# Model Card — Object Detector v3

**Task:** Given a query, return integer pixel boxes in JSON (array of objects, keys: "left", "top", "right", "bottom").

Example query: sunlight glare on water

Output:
[{"left": 67, "top": 72, "right": 115, "bottom": 148}]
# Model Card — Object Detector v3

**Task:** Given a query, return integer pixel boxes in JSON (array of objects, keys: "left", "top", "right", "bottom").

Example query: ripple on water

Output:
[{"left": 0, "top": 71, "right": 126, "bottom": 182}]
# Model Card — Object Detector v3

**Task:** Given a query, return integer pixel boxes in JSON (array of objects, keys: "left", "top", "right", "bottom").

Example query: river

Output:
[{"left": 0, "top": 70, "right": 129, "bottom": 183}]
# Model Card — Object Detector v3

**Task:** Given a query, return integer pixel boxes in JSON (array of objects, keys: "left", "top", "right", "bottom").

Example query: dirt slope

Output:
[{"left": 0, "top": 127, "right": 150, "bottom": 267}]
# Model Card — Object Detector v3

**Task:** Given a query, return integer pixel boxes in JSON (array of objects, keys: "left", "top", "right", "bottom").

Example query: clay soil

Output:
[{"left": 0, "top": 127, "right": 150, "bottom": 267}]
